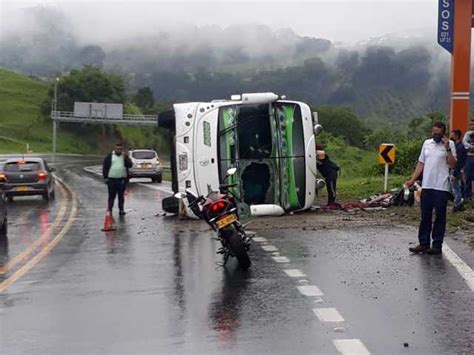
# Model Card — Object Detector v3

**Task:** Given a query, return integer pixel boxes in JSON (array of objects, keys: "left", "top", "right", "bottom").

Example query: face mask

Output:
[{"left": 432, "top": 133, "right": 443, "bottom": 143}]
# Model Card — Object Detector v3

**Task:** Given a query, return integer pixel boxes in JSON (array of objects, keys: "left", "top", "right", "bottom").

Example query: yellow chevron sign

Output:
[{"left": 378, "top": 144, "right": 396, "bottom": 165}]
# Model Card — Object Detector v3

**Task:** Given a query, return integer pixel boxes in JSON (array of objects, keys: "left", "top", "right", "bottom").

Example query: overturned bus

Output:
[{"left": 159, "top": 92, "right": 323, "bottom": 217}]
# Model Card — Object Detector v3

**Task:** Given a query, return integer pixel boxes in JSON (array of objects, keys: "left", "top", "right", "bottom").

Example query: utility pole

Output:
[{"left": 449, "top": 0, "right": 472, "bottom": 133}]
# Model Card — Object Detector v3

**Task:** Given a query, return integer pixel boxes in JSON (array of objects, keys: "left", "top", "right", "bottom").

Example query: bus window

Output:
[
  {"left": 237, "top": 105, "right": 272, "bottom": 159},
  {"left": 218, "top": 106, "right": 240, "bottom": 198},
  {"left": 275, "top": 103, "right": 306, "bottom": 210}
]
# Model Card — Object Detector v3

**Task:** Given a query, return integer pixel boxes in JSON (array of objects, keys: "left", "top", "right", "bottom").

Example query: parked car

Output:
[
  {"left": 0, "top": 185, "right": 7, "bottom": 237},
  {"left": 128, "top": 149, "right": 163, "bottom": 183},
  {"left": 1, "top": 157, "right": 56, "bottom": 202}
]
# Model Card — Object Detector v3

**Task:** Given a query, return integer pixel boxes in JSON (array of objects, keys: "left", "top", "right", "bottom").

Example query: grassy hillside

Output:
[
  {"left": 0, "top": 68, "right": 95, "bottom": 153},
  {"left": 0, "top": 68, "right": 170, "bottom": 154}
]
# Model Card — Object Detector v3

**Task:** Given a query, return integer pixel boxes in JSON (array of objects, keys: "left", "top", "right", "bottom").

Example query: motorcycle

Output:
[{"left": 175, "top": 168, "right": 252, "bottom": 269}]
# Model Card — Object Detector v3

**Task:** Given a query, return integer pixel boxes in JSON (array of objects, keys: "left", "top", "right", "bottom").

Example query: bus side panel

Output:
[{"left": 300, "top": 103, "right": 317, "bottom": 210}]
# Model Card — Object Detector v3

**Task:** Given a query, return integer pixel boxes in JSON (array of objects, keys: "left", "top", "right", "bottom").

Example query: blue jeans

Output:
[
  {"left": 418, "top": 189, "right": 449, "bottom": 249},
  {"left": 464, "top": 156, "right": 474, "bottom": 198},
  {"left": 450, "top": 176, "right": 463, "bottom": 207}
]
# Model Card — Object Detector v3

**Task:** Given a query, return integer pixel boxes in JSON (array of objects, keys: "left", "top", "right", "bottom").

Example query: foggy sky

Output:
[{"left": 1, "top": 0, "right": 438, "bottom": 44}]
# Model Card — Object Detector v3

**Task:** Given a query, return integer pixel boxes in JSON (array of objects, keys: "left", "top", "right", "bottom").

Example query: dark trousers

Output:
[
  {"left": 107, "top": 178, "right": 127, "bottom": 211},
  {"left": 325, "top": 176, "right": 337, "bottom": 205},
  {"left": 464, "top": 155, "right": 474, "bottom": 198},
  {"left": 418, "top": 189, "right": 449, "bottom": 249}
]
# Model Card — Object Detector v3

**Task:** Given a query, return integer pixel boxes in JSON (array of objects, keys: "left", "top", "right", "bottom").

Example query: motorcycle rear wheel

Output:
[{"left": 223, "top": 226, "right": 251, "bottom": 270}]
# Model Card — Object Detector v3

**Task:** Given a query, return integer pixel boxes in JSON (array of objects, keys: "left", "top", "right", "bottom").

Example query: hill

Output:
[
  {"left": 0, "top": 68, "right": 169, "bottom": 154},
  {"left": 0, "top": 68, "right": 95, "bottom": 153}
]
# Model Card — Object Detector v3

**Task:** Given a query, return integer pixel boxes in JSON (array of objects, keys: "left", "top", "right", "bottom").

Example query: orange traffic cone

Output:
[{"left": 101, "top": 210, "right": 116, "bottom": 232}]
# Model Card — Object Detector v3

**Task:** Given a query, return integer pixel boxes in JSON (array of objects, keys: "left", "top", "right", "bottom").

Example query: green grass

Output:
[
  {"left": 0, "top": 67, "right": 169, "bottom": 155},
  {"left": 0, "top": 67, "right": 92, "bottom": 153}
]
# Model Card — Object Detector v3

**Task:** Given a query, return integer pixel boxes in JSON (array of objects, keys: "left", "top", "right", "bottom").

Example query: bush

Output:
[{"left": 370, "top": 139, "right": 424, "bottom": 176}]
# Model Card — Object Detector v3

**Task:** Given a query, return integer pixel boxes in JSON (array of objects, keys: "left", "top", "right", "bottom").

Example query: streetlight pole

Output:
[{"left": 52, "top": 77, "right": 59, "bottom": 155}]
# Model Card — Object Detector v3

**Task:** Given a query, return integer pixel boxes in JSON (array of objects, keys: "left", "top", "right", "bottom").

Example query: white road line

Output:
[
  {"left": 272, "top": 256, "right": 290, "bottom": 263},
  {"left": 253, "top": 236, "right": 268, "bottom": 242},
  {"left": 284, "top": 269, "right": 307, "bottom": 278},
  {"left": 333, "top": 339, "right": 370, "bottom": 355},
  {"left": 313, "top": 308, "right": 345, "bottom": 322},
  {"left": 261, "top": 245, "right": 278, "bottom": 252},
  {"left": 297, "top": 285, "right": 324, "bottom": 297},
  {"left": 444, "top": 244, "right": 474, "bottom": 291}
]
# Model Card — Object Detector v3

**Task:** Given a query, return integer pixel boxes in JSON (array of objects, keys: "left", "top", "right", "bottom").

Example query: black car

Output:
[{"left": 1, "top": 157, "right": 56, "bottom": 202}]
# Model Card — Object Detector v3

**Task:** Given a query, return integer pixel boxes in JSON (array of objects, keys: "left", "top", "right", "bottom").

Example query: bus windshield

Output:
[{"left": 217, "top": 101, "right": 306, "bottom": 210}]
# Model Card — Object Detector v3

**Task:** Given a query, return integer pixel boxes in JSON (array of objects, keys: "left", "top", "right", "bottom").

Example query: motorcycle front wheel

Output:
[{"left": 222, "top": 226, "right": 251, "bottom": 270}]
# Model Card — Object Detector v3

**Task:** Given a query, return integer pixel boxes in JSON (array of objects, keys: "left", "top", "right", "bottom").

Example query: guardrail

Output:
[{"left": 51, "top": 111, "right": 158, "bottom": 126}]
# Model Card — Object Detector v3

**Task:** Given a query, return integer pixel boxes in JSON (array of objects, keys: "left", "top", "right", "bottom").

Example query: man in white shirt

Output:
[
  {"left": 462, "top": 120, "right": 474, "bottom": 198},
  {"left": 406, "top": 121, "right": 457, "bottom": 255}
]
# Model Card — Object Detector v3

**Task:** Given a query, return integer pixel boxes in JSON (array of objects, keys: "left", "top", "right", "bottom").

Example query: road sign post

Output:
[
  {"left": 378, "top": 144, "right": 396, "bottom": 192},
  {"left": 384, "top": 163, "right": 389, "bottom": 193}
]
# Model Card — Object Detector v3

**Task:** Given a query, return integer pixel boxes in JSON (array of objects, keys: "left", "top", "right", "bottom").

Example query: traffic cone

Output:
[{"left": 101, "top": 210, "right": 116, "bottom": 232}]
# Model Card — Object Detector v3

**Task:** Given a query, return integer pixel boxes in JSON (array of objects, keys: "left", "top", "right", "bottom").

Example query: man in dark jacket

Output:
[
  {"left": 316, "top": 144, "right": 340, "bottom": 207},
  {"left": 103, "top": 142, "right": 133, "bottom": 215},
  {"left": 450, "top": 129, "right": 467, "bottom": 211}
]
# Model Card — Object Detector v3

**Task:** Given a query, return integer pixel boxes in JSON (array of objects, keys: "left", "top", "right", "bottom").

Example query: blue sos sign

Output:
[{"left": 438, "top": 0, "right": 455, "bottom": 53}]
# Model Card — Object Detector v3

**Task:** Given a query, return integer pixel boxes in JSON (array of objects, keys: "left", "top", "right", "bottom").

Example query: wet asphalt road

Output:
[{"left": 0, "top": 155, "right": 473, "bottom": 354}]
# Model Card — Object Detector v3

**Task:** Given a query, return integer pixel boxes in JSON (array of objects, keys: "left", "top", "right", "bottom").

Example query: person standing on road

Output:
[
  {"left": 450, "top": 129, "right": 467, "bottom": 212},
  {"left": 406, "top": 122, "right": 457, "bottom": 255},
  {"left": 462, "top": 121, "right": 474, "bottom": 199},
  {"left": 102, "top": 142, "right": 133, "bottom": 216},
  {"left": 316, "top": 144, "right": 340, "bottom": 208}
]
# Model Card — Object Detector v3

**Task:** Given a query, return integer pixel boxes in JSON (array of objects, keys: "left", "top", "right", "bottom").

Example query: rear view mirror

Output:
[
  {"left": 314, "top": 124, "right": 323, "bottom": 135},
  {"left": 226, "top": 167, "right": 237, "bottom": 176}
]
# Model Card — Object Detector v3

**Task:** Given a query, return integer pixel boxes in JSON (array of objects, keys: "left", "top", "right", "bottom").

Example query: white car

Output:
[{"left": 128, "top": 149, "right": 163, "bottom": 183}]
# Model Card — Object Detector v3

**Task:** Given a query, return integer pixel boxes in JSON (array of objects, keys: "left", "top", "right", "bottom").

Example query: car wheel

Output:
[
  {"left": 156, "top": 174, "right": 162, "bottom": 183},
  {"left": 7, "top": 196, "right": 13, "bottom": 203},
  {"left": 50, "top": 190, "right": 56, "bottom": 200},
  {"left": 42, "top": 192, "right": 50, "bottom": 201},
  {"left": 151, "top": 177, "right": 157, "bottom": 183}
]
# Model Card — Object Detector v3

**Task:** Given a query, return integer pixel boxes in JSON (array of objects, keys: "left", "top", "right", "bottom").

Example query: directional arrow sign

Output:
[{"left": 378, "top": 144, "right": 396, "bottom": 165}]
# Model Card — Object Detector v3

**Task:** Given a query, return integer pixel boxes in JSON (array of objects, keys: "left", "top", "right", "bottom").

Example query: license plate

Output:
[
  {"left": 215, "top": 213, "right": 238, "bottom": 229},
  {"left": 16, "top": 186, "right": 29, "bottom": 192}
]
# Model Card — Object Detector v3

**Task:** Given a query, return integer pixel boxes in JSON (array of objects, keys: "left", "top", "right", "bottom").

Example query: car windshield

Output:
[
  {"left": 4, "top": 162, "right": 41, "bottom": 172},
  {"left": 132, "top": 151, "right": 156, "bottom": 160}
]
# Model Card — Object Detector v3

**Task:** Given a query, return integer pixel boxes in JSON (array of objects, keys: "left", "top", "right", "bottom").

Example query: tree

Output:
[
  {"left": 79, "top": 45, "right": 106, "bottom": 67},
  {"left": 43, "top": 65, "right": 126, "bottom": 114},
  {"left": 133, "top": 87, "right": 155, "bottom": 112},
  {"left": 313, "top": 105, "right": 369, "bottom": 148}
]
